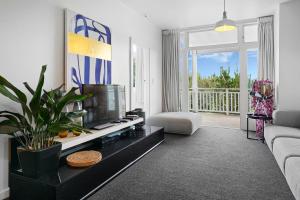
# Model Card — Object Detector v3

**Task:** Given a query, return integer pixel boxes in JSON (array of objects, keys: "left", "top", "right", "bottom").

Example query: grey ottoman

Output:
[{"left": 146, "top": 112, "right": 201, "bottom": 135}]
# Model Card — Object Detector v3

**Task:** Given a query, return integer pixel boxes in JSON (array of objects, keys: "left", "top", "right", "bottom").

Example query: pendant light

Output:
[{"left": 215, "top": 0, "right": 236, "bottom": 32}]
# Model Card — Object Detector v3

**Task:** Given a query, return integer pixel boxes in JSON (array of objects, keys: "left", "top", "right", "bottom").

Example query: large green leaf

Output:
[
  {"left": 43, "top": 90, "right": 55, "bottom": 108},
  {"left": 0, "top": 85, "right": 20, "bottom": 103},
  {"left": 39, "top": 107, "right": 51, "bottom": 124},
  {"left": 23, "top": 82, "right": 35, "bottom": 95},
  {"left": 29, "top": 65, "right": 46, "bottom": 118},
  {"left": 47, "top": 110, "right": 88, "bottom": 134},
  {"left": 0, "top": 75, "right": 32, "bottom": 122},
  {"left": 0, "top": 114, "right": 20, "bottom": 125},
  {"left": 35, "top": 114, "right": 46, "bottom": 127},
  {"left": 65, "top": 110, "right": 87, "bottom": 119},
  {"left": 47, "top": 122, "right": 89, "bottom": 134},
  {"left": 22, "top": 105, "right": 32, "bottom": 123},
  {"left": 41, "top": 84, "right": 64, "bottom": 106},
  {"left": 47, "top": 122, "right": 73, "bottom": 133},
  {"left": 0, "top": 120, "right": 20, "bottom": 134},
  {"left": 56, "top": 114, "right": 73, "bottom": 124},
  {"left": 0, "top": 111, "right": 26, "bottom": 133},
  {"left": 55, "top": 87, "right": 87, "bottom": 115},
  {"left": 0, "top": 75, "right": 27, "bottom": 104},
  {"left": 0, "top": 111, "right": 30, "bottom": 128},
  {"left": 70, "top": 124, "right": 91, "bottom": 133},
  {"left": 51, "top": 84, "right": 64, "bottom": 95}
]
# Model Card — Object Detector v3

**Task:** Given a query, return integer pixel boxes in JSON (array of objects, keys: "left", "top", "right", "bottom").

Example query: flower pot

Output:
[{"left": 17, "top": 142, "right": 62, "bottom": 178}]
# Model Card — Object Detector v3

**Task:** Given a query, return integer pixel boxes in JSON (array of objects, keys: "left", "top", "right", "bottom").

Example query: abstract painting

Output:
[{"left": 65, "top": 9, "right": 112, "bottom": 92}]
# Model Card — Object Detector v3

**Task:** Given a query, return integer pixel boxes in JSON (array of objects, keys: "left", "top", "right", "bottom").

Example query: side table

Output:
[{"left": 246, "top": 113, "right": 272, "bottom": 143}]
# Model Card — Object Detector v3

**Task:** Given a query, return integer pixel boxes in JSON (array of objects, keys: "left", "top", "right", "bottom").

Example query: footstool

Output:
[{"left": 146, "top": 112, "right": 201, "bottom": 135}]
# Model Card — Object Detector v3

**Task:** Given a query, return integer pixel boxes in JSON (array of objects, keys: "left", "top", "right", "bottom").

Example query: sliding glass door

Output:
[
  {"left": 184, "top": 22, "right": 258, "bottom": 130},
  {"left": 188, "top": 50, "right": 240, "bottom": 115}
]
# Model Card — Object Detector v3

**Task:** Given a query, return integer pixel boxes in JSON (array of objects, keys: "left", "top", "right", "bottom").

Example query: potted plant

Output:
[{"left": 0, "top": 65, "right": 89, "bottom": 178}]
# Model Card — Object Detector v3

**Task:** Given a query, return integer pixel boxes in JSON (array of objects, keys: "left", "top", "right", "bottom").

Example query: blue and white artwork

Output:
[{"left": 65, "top": 9, "right": 112, "bottom": 92}]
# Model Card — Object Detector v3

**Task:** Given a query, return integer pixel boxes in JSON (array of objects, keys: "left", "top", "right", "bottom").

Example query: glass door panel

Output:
[
  {"left": 247, "top": 49, "right": 258, "bottom": 131},
  {"left": 247, "top": 49, "right": 258, "bottom": 112},
  {"left": 188, "top": 49, "right": 240, "bottom": 127}
]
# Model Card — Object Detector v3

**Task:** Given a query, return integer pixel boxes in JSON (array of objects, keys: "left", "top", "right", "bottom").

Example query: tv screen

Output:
[{"left": 82, "top": 84, "right": 124, "bottom": 128}]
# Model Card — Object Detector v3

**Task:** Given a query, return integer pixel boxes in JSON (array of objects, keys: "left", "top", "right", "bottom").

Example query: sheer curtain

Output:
[
  {"left": 258, "top": 15, "right": 275, "bottom": 82},
  {"left": 162, "top": 30, "right": 180, "bottom": 112}
]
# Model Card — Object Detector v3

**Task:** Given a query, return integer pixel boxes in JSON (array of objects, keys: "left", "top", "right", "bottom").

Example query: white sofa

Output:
[{"left": 265, "top": 110, "right": 300, "bottom": 200}]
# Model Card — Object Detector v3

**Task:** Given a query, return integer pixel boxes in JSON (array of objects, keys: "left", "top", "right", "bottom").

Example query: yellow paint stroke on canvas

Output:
[{"left": 68, "top": 32, "right": 112, "bottom": 61}]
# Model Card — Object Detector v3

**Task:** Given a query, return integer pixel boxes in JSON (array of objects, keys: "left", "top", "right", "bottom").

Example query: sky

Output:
[{"left": 188, "top": 50, "right": 258, "bottom": 80}]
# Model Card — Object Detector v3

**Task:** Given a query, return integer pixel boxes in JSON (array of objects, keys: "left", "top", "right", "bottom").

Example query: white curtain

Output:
[
  {"left": 258, "top": 15, "right": 275, "bottom": 82},
  {"left": 162, "top": 30, "right": 180, "bottom": 112},
  {"left": 179, "top": 32, "right": 189, "bottom": 112},
  {"left": 135, "top": 47, "right": 145, "bottom": 108}
]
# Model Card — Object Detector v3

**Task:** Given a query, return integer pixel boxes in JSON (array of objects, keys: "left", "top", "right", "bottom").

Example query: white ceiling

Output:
[{"left": 120, "top": 0, "right": 286, "bottom": 29}]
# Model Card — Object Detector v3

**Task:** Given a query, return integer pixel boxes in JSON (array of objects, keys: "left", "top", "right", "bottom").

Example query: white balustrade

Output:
[{"left": 188, "top": 88, "right": 251, "bottom": 115}]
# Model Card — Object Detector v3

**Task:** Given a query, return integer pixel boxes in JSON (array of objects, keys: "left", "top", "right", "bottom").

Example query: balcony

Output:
[
  {"left": 188, "top": 88, "right": 251, "bottom": 114},
  {"left": 199, "top": 112, "right": 240, "bottom": 129},
  {"left": 188, "top": 88, "right": 252, "bottom": 129}
]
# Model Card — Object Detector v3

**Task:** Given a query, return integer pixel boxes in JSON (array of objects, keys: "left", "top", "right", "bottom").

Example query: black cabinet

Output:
[{"left": 10, "top": 126, "right": 164, "bottom": 200}]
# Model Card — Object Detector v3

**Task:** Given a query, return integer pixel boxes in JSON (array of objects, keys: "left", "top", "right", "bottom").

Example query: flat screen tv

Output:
[{"left": 82, "top": 84, "right": 125, "bottom": 128}]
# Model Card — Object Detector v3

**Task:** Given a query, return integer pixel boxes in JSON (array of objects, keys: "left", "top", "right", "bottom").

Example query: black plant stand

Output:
[
  {"left": 246, "top": 113, "right": 272, "bottom": 143},
  {"left": 9, "top": 126, "right": 164, "bottom": 200}
]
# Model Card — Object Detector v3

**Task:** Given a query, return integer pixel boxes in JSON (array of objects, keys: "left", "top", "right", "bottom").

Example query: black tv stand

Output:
[{"left": 9, "top": 126, "right": 164, "bottom": 200}]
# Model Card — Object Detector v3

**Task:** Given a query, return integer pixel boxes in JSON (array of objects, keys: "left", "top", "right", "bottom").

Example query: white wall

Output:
[
  {"left": 0, "top": 0, "right": 162, "bottom": 198},
  {"left": 278, "top": 0, "right": 300, "bottom": 110},
  {"left": 274, "top": 4, "right": 280, "bottom": 107}
]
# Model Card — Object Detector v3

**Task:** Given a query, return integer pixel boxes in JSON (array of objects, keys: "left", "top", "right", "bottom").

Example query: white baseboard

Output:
[{"left": 0, "top": 188, "right": 9, "bottom": 200}]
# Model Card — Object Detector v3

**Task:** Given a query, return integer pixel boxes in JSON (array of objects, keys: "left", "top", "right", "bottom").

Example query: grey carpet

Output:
[{"left": 88, "top": 127, "right": 294, "bottom": 200}]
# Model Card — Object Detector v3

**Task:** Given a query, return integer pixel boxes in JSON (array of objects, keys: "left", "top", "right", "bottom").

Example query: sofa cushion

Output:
[
  {"left": 146, "top": 112, "right": 201, "bottom": 135},
  {"left": 264, "top": 125, "right": 300, "bottom": 152},
  {"left": 272, "top": 138, "right": 300, "bottom": 174},
  {"left": 285, "top": 157, "right": 300, "bottom": 200}
]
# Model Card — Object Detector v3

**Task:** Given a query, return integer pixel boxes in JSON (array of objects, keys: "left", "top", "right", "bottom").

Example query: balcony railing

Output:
[{"left": 188, "top": 88, "right": 252, "bottom": 115}]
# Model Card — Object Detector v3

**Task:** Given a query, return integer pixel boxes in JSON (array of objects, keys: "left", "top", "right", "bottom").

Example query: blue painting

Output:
[{"left": 65, "top": 9, "right": 112, "bottom": 92}]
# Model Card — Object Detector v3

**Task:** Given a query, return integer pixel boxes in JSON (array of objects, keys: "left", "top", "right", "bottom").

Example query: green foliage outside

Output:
[{"left": 189, "top": 66, "right": 255, "bottom": 89}]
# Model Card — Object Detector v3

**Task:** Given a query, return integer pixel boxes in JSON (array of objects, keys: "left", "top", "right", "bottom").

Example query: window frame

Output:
[
  {"left": 181, "top": 19, "right": 259, "bottom": 129},
  {"left": 187, "top": 22, "right": 258, "bottom": 52},
  {"left": 186, "top": 21, "right": 259, "bottom": 77}
]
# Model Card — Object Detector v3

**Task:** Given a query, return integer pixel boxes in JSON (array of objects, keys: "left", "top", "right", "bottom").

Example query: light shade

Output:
[{"left": 215, "top": 11, "right": 237, "bottom": 32}]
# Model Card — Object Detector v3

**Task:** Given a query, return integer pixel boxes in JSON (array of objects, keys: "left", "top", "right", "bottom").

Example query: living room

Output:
[{"left": 0, "top": 0, "right": 300, "bottom": 199}]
